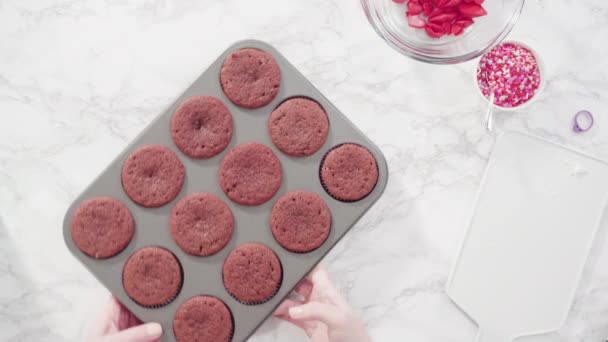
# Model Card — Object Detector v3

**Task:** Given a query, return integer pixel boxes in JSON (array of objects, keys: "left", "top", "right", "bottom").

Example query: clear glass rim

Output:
[{"left": 361, "top": 0, "right": 526, "bottom": 64}]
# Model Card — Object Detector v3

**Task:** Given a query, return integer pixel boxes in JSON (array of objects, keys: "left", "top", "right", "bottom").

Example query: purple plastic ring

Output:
[{"left": 573, "top": 110, "right": 594, "bottom": 133}]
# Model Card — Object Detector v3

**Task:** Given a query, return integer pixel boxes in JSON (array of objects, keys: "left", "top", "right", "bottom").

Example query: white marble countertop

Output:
[{"left": 2, "top": 0, "right": 608, "bottom": 341}]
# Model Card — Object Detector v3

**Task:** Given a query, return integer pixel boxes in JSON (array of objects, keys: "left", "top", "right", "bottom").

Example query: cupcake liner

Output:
[
  {"left": 272, "top": 95, "right": 325, "bottom": 111},
  {"left": 319, "top": 143, "right": 380, "bottom": 203},
  {"left": 175, "top": 326, "right": 234, "bottom": 342},
  {"left": 227, "top": 306, "right": 235, "bottom": 342}
]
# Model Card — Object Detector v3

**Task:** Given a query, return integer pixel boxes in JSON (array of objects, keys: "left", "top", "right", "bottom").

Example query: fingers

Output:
[
  {"left": 127, "top": 311, "right": 143, "bottom": 328},
  {"left": 89, "top": 296, "right": 122, "bottom": 337},
  {"left": 117, "top": 300, "right": 130, "bottom": 331},
  {"left": 275, "top": 275, "right": 314, "bottom": 315},
  {"left": 273, "top": 298, "right": 301, "bottom": 317},
  {"left": 309, "top": 265, "right": 329, "bottom": 283},
  {"left": 310, "top": 266, "right": 338, "bottom": 294},
  {"left": 274, "top": 276, "right": 313, "bottom": 318},
  {"left": 101, "top": 322, "right": 163, "bottom": 342},
  {"left": 308, "top": 266, "right": 350, "bottom": 309},
  {"left": 294, "top": 280, "right": 313, "bottom": 300},
  {"left": 274, "top": 314, "right": 321, "bottom": 338},
  {"left": 288, "top": 302, "right": 346, "bottom": 328},
  {"left": 106, "top": 297, "right": 124, "bottom": 332},
  {"left": 115, "top": 298, "right": 142, "bottom": 330}
]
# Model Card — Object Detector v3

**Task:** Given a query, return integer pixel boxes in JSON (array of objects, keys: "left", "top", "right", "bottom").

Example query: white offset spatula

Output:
[{"left": 448, "top": 131, "right": 608, "bottom": 342}]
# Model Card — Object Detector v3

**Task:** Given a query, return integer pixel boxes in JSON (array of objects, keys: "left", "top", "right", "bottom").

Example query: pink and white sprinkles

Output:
[{"left": 477, "top": 42, "right": 541, "bottom": 108}]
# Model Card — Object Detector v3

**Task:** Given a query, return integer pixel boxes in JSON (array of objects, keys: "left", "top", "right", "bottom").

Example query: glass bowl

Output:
[{"left": 361, "top": 0, "right": 526, "bottom": 64}]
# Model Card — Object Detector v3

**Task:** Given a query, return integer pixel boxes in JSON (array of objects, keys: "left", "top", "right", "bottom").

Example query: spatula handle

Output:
[{"left": 475, "top": 329, "right": 511, "bottom": 342}]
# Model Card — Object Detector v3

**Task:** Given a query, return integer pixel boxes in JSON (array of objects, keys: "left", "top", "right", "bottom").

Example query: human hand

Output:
[
  {"left": 87, "top": 296, "right": 163, "bottom": 342},
  {"left": 273, "top": 266, "right": 372, "bottom": 342}
]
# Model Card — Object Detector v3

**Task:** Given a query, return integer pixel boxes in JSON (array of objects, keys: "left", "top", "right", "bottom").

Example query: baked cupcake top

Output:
[
  {"left": 271, "top": 191, "right": 331, "bottom": 253},
  {"left": 320, "top": 143, "right": 378, "bottom": 202},
  {"left": 268, "top": 98, "right": 329, "bottom": 157},
  {"left": 70, "top": 197, "right": 134, "bottom": 259},
  {"left": 220, "top": 48, "right": 281, "bottom": 109},
  {"left": 219, "top": 142, "right": 282, "bottom": 206},
  {"left": 222, "top": 243, "right": 282, "bottom": 304},
  {"left": 122, "top": 246, "right": 182, "bottom": 307},
  {"left": 170, "top": 193, "right": 234, "bottom": 256},
  {"left": 121, "top": 144, "right": 185, "bottom": 207},
  {"left": 170, "top": 96, "right": 233, "bottom": 159},
  {"left": 173, "top": 296, "right": 234, "bottom": 342}
]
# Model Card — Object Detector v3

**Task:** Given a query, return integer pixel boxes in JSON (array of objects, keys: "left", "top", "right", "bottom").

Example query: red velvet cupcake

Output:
[
  {"left": 170, "top": 193, "right": 234, "bottom": 256},
  {"left": 173, "top": 296, "right": 234, "bottom": 342},
  {"left": 270, "top": 191, "right": 331, "bottom": 253},
  {"left": 219, "top": 142, "right": 282, "bottom": 206},
  {"left": 320, "top": 144, "right": 378, "bottom": 202},
  {"left": 222, "top": 243, "right": 282, "bottom": 304},
  {"left": 70, "top": 197, "right": 134, "bottom": 259},
  {"left": 122, "top": 246, "right": 182, "bottom": 307},
  {"left": 170, "top": 96, "right": 233, "bottom": 159},
  {"left": 268, "top": 98, "right": 329, "bottom": 157},
  {"left": 121, "top": 144, "right": 185, "bottom": 207},
  {"left": 220, "top": 48, "right": 281, "bottom": 109}
]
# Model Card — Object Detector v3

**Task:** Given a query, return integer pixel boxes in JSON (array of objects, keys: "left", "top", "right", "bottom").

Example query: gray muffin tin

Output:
[{"left": 63, "top": 40, "right": 388, "bottom": 342}]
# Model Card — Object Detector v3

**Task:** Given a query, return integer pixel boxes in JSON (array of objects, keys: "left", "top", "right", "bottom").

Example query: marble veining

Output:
[{"left": 1, "top": 0, "right": 608, "bottom": 341}]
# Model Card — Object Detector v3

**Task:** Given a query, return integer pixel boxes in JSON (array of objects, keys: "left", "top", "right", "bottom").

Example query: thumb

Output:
[
  {"left": 288, "top": 302, "right": 346, "bottom": 328},
  {"left": 103, "top": 322, "right": 163, "bottom": 342}
]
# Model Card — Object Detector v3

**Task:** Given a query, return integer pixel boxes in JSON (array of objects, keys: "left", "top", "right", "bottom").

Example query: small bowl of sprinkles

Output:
[{"left": 476, "top": 41, "right": 544, "bottom": 112}]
